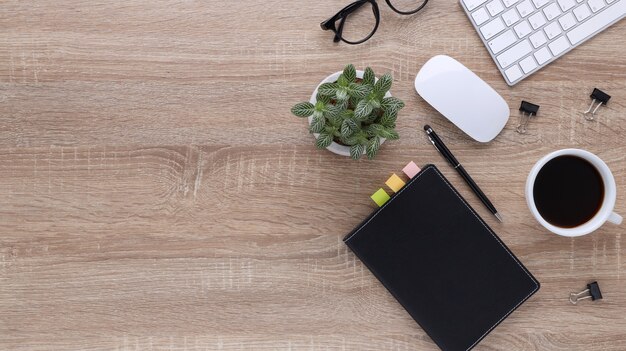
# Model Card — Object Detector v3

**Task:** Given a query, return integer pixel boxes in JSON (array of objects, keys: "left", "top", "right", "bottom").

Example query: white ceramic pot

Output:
[{"left": 308, "top": 70, "right": 390, "bottom": 157}]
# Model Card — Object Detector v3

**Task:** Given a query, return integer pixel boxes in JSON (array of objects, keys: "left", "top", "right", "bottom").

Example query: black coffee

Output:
[{"left": 533, "top": 155, "right": 604, "bottom": 228}]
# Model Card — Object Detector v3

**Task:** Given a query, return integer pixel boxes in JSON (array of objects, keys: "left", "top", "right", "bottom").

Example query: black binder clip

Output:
[
  {"left": 583, "top": 88, "right": 610, "bottom": 121},
  {"left": 517, "top": 101, "right": 539, "bottom": 134},
  {"left": 569, "top": 281, "right": 602, "bottom": 305}
]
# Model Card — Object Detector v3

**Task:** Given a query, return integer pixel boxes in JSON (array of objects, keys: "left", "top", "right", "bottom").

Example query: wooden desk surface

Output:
[{"left": 1, "top": 1, "right": 625, "bottom": 350}]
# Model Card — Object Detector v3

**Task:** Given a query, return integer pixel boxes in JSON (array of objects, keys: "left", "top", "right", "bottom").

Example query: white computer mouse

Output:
[{"left": 414, "top": 55, "right": 509, "bottom": 142}]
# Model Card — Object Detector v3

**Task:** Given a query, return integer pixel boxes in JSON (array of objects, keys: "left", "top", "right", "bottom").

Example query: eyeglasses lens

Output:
[{"left": 339, "top": 2, "right": 377, "bottom": 43}]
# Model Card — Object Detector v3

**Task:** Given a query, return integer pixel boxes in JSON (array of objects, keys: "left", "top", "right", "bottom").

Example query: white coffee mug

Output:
[{"left": 526, "top": 149, "right": 622, "bottom": 237}]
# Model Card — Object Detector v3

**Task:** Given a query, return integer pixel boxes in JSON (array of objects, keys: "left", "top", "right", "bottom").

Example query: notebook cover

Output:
[{"left": 344, "top": 164, "right": 539, "bottom": 351}]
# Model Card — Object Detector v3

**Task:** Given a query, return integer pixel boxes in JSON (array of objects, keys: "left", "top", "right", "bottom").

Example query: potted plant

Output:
[{"left": 291, "top": 64, "right": 404, "bottom": 160}]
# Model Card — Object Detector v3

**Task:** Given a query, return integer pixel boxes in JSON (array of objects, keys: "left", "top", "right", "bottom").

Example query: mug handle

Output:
[{"left": 608, "top": 212, "right": 623, "bottom": 225}]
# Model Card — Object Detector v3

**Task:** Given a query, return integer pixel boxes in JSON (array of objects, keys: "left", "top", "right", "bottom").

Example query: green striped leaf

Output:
[
  {"left": 381, "top": 97, "right": 405, "bottom": 113},
  {"left": 335, "top": 98, "right": 349, "bottom": 110},
  {"left": 318, "top": 83, "right": 338, "bottom": 96},
  {"left": 354, "top": 100, "right": 373, "bottom": 121},
  {"left": 348, "top": 83, "right": 370, "bottom": 99},
  {"left": 379, "top": 110, "right": 397, "bottom": 127},
  {"left": 343, "top": 64, "right": 356, "bottom": 83},
  {"left": 325, "top": 105, "right": 343, "bottom": 126},
  {"left": 363, "top": 113, "right": 379, "bottom": 125},
  {"left": 363, "top": 67, "right": 375, "bottom": 86},
  {"left": 378, "top": 127, "right": 399, "bottom": 140},
  {"left": 316, "top": 93, "right": 331, "bottom": 104},
  {"left": 337, "top": 74, "right": 348, "bottom": 87},
  {"left": 368, "top": 95, "right": 381, "bottom": 109},
  {"left": 315, "top": 132, "right": 333, "bottom": 149},
  {"left": 340, "top": 118, "right": 358, "bottom": 138},
  {"left": 366, "top": 137, "right": 381, "bottom": 160},
  {"left": 341, "top": 134, "right": 360, "bottom": 146},
  {"left": 350, "top": 144, "right": 364, "bottom": 160},
  {"left": 373, "top": 73, "right": 392, "bottom": 96},
  {"left": 366, "top": 123, "right": 385, "bottom": 137},
  {"left": 291, "top": 102, "right": 315, "bottom": 117},
  {"left": 309, "top": 113, "right": 325, "bottom": 133},
  {"left": 386, "top": 129, "right": 399, "bottom": 140},
  {"left": 340, "top": 109, "right": 354, "bottom": 120},
  {"left": 336, "top": 88, "right": 348, "bottom": 101}
]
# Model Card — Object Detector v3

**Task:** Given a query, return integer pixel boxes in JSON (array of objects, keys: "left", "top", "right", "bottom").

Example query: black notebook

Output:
[{"left": 344, "top": 164, "right": 539, "bottom": 351}]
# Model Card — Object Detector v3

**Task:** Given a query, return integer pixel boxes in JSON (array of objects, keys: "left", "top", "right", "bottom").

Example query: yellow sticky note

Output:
[
  {"left": 385, "top": 173, "right": 406, "bottom": 193},
  {"left": 370, "top": 188, "right": 390, "bottom": 207}
]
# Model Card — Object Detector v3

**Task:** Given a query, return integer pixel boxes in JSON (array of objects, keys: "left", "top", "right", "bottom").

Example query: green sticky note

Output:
[{"left": 371, "top": 188, "right": 390, "bottom": 207}]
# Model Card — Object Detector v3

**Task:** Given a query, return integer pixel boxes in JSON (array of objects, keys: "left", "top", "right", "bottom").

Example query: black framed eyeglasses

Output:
[{"left": 320, "top": 0, "right": 429, "bottom": 45}]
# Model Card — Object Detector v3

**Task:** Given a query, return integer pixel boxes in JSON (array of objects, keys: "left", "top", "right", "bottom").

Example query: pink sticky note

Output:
[{"left": 402, "top": 161, "right": 421, "bottom": 179}]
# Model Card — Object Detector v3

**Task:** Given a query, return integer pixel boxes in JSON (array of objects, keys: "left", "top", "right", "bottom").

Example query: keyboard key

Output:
[
  {"left": 489, "top": 29, "right": 518, "bottom": 53},
  {"left": 487, "top": 0, "right": 506, "bottom": 15},
  {"left": 534, "top": 46, "right": 552, "bottom": 64},
  {"left": 504, "top": 65, "right": 523, "bottom": 81},
  {"left": 573, "top": 4, "right": 592, "bottom": 20},
  {"left": 503, "top": 0, "right": 520, "bottom": 7},
  {"left": 481, "top": 17, "right": 507, "bottom": 39},
  {"left": 497, "top": 39, "right": 532, "bottom": 67},
  {"left": 514, "top": 20, "right": 533, "bottom": 37},
  {"left": 544, "top": 22, "right": 563, "bottom": 39},
  {"left": 529, "top": 12, "right": 547, "bottom": 28},
  {"left": 532, "top": 0, "right": 551, "bottom": 7},
  {"left": 516, "top": 0, "right": 535, "bottom": 16},
  {"left": 548, "top": 35, "right": 571, "bottom": 55},
  {"left": 519, "top": 56, "right": 539, "bottom": 73},
  {"left": 543, "top": 3, "right": 562, "bottom": 20},
  {"left": 472, "top": 8, "right": 491, "bottom": 25},
  {"left": 464, "top": 0, "right": 489, "bottom": 11},
  {"left": 502, "top": 8, "right": 521, "bottom": 25},
  {"left": 530, "top": 30, "right": 548, "bottom": 47},
  {"left": 568, "top": 0, "right": 626, "bottom": 44},
  {"left": 559, "top": 13, "right": 577, "bottom": 30},
  {"left": 558, "top": 0, "right": 577, "bottom": 11},
  {"left": 588, "top": 0, "right": 606, "bottom": 11}
]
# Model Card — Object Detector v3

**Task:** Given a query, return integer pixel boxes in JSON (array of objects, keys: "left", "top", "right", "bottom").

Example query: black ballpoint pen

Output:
[{"left": 423, "top": 125, "right": 503, "bottom": 222}]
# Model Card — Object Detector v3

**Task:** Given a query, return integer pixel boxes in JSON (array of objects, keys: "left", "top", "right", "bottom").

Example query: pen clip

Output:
[
  {"left": 427, "top": 135, "right": 441, "bottom": 154},
  {"left": 428, "top": 135, "right": 458, "bottom": 167}
]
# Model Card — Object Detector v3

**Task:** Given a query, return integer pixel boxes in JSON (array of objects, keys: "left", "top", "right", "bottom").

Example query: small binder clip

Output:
[
  {"left": 569, "top": 281, "right": 602, "bottom": 305},
  {"left": 583, "top": 88, "right": 610, "bottom": 121},
  {"left": 517, "top": 101, "right": 539, "bottom": 134}
]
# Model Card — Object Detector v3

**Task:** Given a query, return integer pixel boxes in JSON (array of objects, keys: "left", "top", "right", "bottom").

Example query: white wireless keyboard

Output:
[{"left": 461, "top": 0, "right": 625, "bottom": 85}]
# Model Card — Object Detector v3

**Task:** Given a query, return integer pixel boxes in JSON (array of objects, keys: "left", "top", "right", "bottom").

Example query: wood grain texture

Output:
[{"left": 0, "top": 0, "right": 625, "bottom": 350}]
